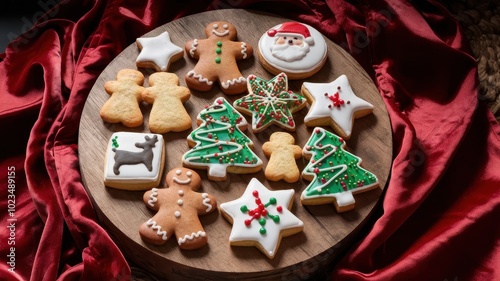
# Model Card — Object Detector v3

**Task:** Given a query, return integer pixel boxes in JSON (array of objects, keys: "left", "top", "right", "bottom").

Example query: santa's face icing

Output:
[
  {"left": 270, "top": 38, "right": 310, "bottom": 62},
  {"left": 275, "top": 36, "right": 303, "bottom": 46}
]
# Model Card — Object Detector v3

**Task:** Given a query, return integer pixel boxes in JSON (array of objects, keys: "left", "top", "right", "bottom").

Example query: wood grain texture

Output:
[{"left": 78, "top": 9, "right": 392, "bottom": 280}]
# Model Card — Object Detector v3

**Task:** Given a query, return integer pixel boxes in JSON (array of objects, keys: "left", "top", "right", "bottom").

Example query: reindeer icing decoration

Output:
[{"left": 104, "top": 132, "right": 165, "bottom": 190}]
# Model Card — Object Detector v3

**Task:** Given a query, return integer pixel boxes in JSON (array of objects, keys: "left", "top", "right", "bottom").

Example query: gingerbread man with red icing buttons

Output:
[
  {"left": 139, "top": 167, "right": 217, "bottom": 250},
  {"left": 185, "top": 21, "right": 253, "bottom": 95}
]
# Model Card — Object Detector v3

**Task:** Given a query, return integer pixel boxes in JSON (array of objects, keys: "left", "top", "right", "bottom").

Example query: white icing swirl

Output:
[
  {"left": 241, "top": 42, "right": 248, "bottom": 59},
  {"left": 187, "top": 70, "right": 213, "bottom": 85},
  {"left": 201, "top": 193, "right": 212, "bottom": 212},
  {"left": 221, "top": 77, "right": 246, "bottom": 89},
  {"left": 146, "top": 219, "right": 168, "bottom": 240},
  {"left": 148, "top": 188, "right": 158, "bottom": 207},
  {"left": 178, "top": 231, "right": 206, "bottom": 245},
  {"left": 189, "top": 39, "right": 198, "bottom": 58}
]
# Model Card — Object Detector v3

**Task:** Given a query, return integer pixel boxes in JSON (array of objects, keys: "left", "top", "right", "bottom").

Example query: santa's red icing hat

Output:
[{"left": 267, "top": 22, "right": 315, "bottom": 45}]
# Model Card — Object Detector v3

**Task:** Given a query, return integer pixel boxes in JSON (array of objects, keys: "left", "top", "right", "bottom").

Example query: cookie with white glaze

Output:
[
  {"left": 219, "top": 178, "right": 303, "bottom": 259},
  {"left": 258, "top": 22, "right": 327, "bottom": 80},
  {"left": 302, "top": 74, "right": 374, "bottom": 139},
  {"left": 103, "top": 132, "right": 165, "bottom": 190}
]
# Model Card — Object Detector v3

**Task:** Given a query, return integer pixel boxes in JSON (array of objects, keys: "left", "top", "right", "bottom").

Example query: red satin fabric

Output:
[{"left": 0, "top": 0, "right": 498, "bottom": 280}]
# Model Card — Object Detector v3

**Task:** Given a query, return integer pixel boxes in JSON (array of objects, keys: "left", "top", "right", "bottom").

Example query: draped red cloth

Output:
[{"left": 1, "top": 0, "right": 498, "bottom": 280}]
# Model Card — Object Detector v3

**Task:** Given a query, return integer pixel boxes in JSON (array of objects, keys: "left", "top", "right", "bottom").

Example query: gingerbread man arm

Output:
[
  {"left": 143, "top": 188, "right": 161, "bottom": 211},
  {"left": 104, "top": 80, "right": 120, "bottom": 95},
  {"left": 193, "top": 192, "right": 217, "bottom": 215},
  {"left": 185, "top": 39, "right": 200, "bottom": 59},
  {"left": 232, "top": 41, "right": 253, "bottom": 60}
]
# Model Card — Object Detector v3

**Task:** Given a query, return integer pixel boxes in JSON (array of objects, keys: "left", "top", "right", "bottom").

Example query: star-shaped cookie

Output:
[
  {"left": 233, "top": 73, "right": 307, "bottom": 133},
  {"left": 219, "top": 178, "right": 303, "bottom": 259},
  {"left": 302, "top": 75, "right": 374, "bottom": 139},
  {"left": 136, "top": 31, "right": 184, "bottom": 72}
]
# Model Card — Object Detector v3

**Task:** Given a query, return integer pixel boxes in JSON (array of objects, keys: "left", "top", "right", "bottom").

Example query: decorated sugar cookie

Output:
[
  {"left": 182, "top": 97, "right": 263, "bottom": 181},
  {"left": 258, "top": 22, "right": 327, "bottom": 80},
  {"left": 233, "top": 73, "right": 307, "bottom": 133},
  {"left": 140, "top": 167, "right": 217, "bottom": 249},
  {"left": 219, "top": 178, "right": 304, "bottom": 259},
  {"left": 184, "top": 21, "right": 253, "bottom": 95},
  {"left": 136, "top": 31, "right": 184, "bottom": 72},
  {"left": 302, "top": 75, "right": 374, "bottom": 139},
  {"left": 301, "top": 127, "right": 379, "bottom": 212},
  {"left": 104, "top": 132, "right": 165, "bottom": 190}
]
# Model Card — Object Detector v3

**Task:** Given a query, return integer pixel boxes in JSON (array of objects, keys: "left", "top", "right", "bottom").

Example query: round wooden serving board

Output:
[{"left": 79, "top": 9, "right": 392, "bottom": 281}]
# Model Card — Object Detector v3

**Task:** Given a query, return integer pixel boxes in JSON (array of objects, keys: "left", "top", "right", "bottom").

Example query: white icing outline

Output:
[
  {"left": 178, "top": 231, "right": 206, "bottom": 245},
  {"left": 258, "top": 23, "right": 327, "bottom": 74},
  {"left": 146, "top": 219, "right": 168, "bottom": 240},
  {"left": 303, "top": 75, "right": 374, "bottom": 138},
  {"left": 219, "top": 178, "right": 303, "bottom": 258},
  {"left": 187, "top": 70, "right": 213, "bottom": 85}
]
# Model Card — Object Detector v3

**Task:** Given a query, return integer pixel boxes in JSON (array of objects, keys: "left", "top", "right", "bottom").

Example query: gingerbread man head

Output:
[
  {"left": 140, "top": 167, "right": 217, "bottom": 250},
  {"left": 205, "top": 21, "right": 237, "bottom": 41}
]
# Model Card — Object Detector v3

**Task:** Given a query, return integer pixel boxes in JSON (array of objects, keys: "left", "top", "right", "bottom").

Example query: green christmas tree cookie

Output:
[
  {"left": 301, "top": 127, "right": 379, "bottom": 212},
  {"left": 182, "top": 97, "right": 263, "bottom": 181}
]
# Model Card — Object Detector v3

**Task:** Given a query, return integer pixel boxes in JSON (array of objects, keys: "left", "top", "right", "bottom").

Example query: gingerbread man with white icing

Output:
[
  {"left": 185, "top": 21, "right": 253, "bottom": 95},
  {"left": 139, "top": 167, "right": 217, "bottom": 250}
]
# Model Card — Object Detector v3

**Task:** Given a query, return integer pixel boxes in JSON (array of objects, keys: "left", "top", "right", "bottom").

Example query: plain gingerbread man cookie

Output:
[
  {"left": 100, "top": 69, "right": 145, "bottom": 127},
  {"left": 185, "top": 21, "right": 253, "bottom": 95},
  {"left": 262, "top": 132, "right": 302, "bottom": 183},
  {"left": 142, "top": 72, "right": 192, "bottom": 133},
  {"left": 139, "top": 167, "right": 217, "bottom": 250}
]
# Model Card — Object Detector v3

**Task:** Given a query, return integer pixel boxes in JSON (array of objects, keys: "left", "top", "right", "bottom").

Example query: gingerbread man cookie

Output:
[
  {"left": 185, "top": 21, "right": 253, "bottom": 95},
  {"left": 262, "top": 132, "right": 302, "bottom": 183},
  {"left": 139, "top": 168, "right": 217, "bottom": 250},
  {"left": 100, "top": 69, "right": 145, "bottom": 127},
  {"left": 142, "top": 72, "right": 192, "bottom": 133}
]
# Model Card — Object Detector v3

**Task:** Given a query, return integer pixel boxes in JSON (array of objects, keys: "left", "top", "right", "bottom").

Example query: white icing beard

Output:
[{"left": 270, "top": 41, "right": 310, "bottom": 62}]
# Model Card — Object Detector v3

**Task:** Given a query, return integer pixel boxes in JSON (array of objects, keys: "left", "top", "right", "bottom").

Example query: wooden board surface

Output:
[{"left": 78, "top": 9, "right": 392, "bottom": 281}]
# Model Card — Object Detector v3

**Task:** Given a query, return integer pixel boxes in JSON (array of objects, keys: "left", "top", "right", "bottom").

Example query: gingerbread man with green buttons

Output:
[
  {"left": 185, "top": 21, "right": 253, "bottom": 95},
  {"left": 139, "top": 167, "right": 217, "bottom": 250}
]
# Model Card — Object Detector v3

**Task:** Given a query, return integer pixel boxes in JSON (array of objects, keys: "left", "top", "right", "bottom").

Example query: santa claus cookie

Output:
[
  {"left": 258, "top": 22, "right": 327, "bottom": 80},
  {"left": 184, "top": 21, "right": 253, "bottom": 95},
  {"left": 139, "top": 167, "right": 217, "bottom": 249}
]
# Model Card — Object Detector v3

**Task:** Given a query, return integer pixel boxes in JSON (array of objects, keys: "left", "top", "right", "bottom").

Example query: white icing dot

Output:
[
  {"left": 177, "top": 199, "right": 183, "bottom": 206},
  {"left": 213, "top": 23, "right": 218, "bottom": 29},
  {"left": 223, "top": 24, "right": 228, "bottom": 29},
  {"left": 176, "top": 169, "right": 182, "bottom": 175},
  {"left": 178, "top": 190, "right": 184, "bottom": 196},
  {"left": 175, "top": 211, "right": 181, "bottom": 218},
  {"left": 187, "top": 171, "right": 192, "bottom": 177}
]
